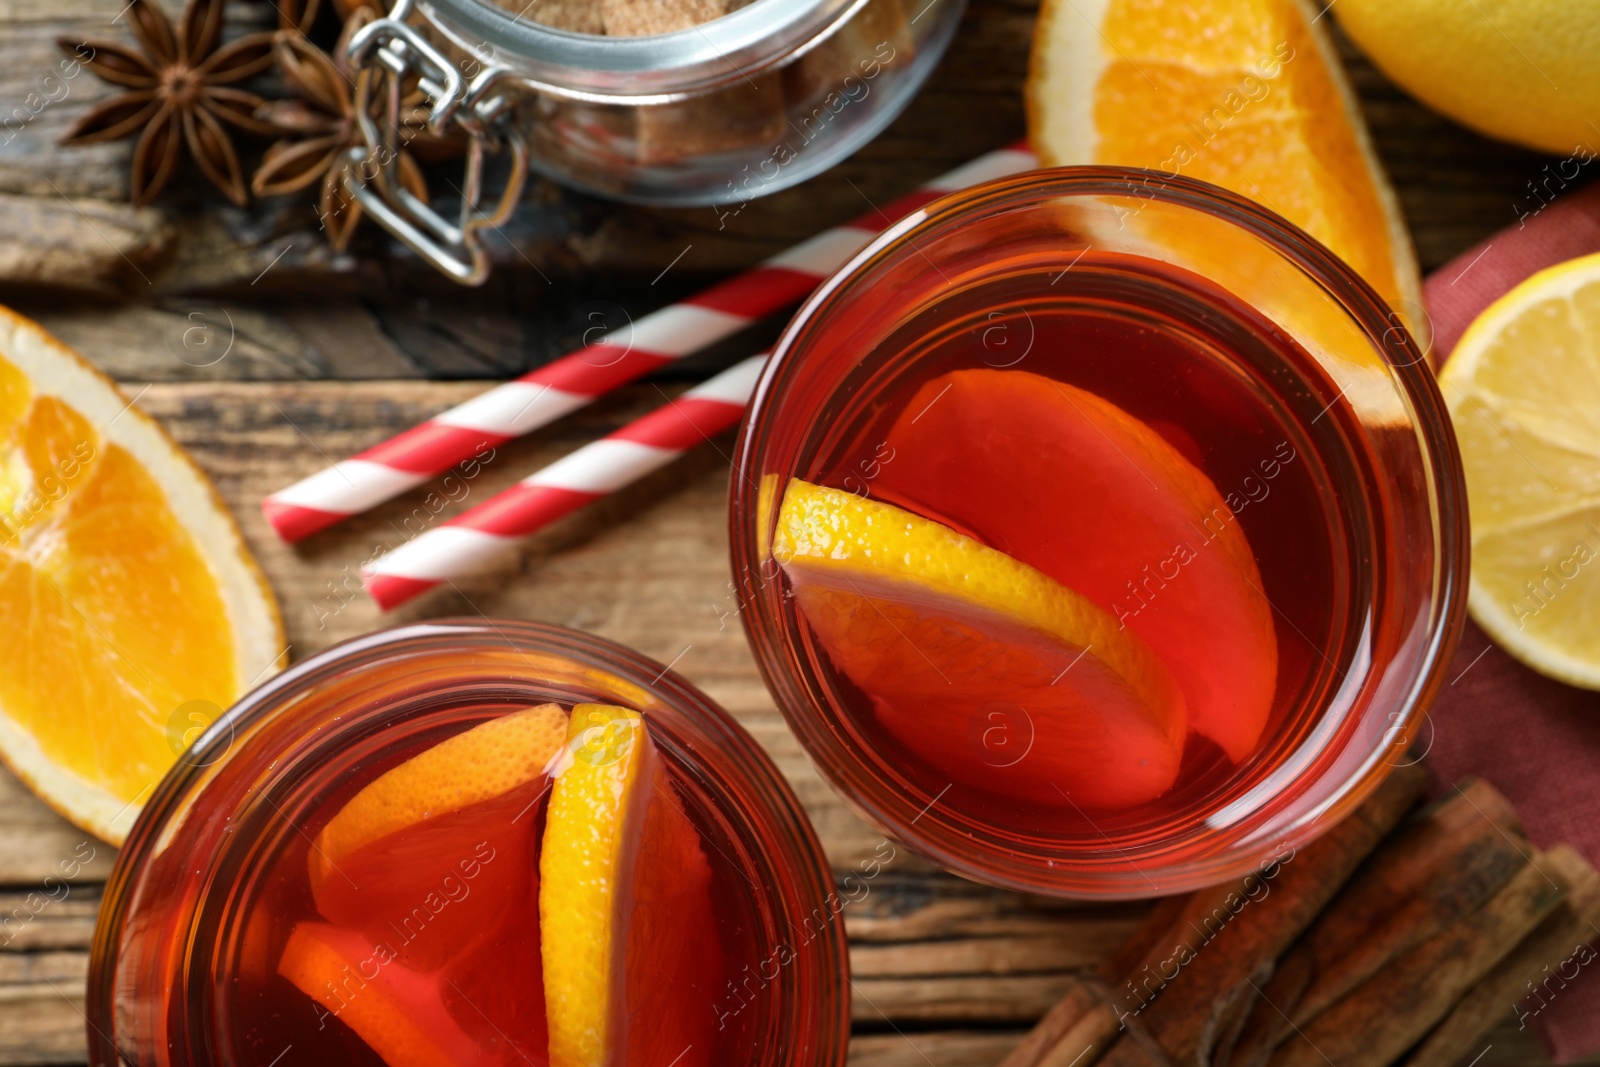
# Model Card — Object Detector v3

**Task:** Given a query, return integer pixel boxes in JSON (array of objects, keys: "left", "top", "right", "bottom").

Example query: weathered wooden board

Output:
[{"left": 0, "top": 1017, "right": 1569, "bottom": 1067}]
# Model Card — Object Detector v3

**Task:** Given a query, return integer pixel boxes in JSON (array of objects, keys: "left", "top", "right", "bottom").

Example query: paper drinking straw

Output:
[
  {"left": 263, "top": 144, "right": 1039, "bottom": 541},
  {"left": 362, "top": 354, "right": 768, "bottom": 610}
]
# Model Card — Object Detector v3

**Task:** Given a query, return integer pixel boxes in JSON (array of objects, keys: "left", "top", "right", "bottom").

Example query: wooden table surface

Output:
[{"left": 0, "top": 0, "right": 1586, "bottom": 1063}]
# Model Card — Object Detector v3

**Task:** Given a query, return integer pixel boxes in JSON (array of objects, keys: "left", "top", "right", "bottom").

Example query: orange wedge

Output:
[
  {"left": 1027, "top": 0, "right": 1426, "bottom": 352},
  {"left": 310, "top": 703, "right": 569, "bottom": 902},
  {"left": 774, "top": 479, "right": 1188, "bottom": 809},
  {"left": 278, "top": 922, "right": 481, "bottom": 1067},
  {"left": 540, "top": 704, "right": 720, "bottom": 1067},
  {"left": 873, "top": 371, "right": 1279, "bottom": 764},
  {"left": 0, "top": 307, "right": 282, "bottom": 843},
  {"left": 296, "top": 708, "right": 565, "bottom": 1064}
]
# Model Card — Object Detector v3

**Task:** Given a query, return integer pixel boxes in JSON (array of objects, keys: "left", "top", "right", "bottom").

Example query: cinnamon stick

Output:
[
  {"left": 1216, "top": 948, "right": 1312, "bottom": 1067},
  {"left": 1291, "top": 780, "right": 1523, "bottom": 993},
  {"left": 1267, "top": 847, "right": 1571, "bottom": 1067},
  {"left": 1220, "top": 779, "right": 1530, "bottom": 1066},
  {"left": 1402, "top": 845, "right": 1600, "bottom": 1067},
  {"left": 1293, "top": 828, "right": 1529, "bottom": 1013},
  {"left": 1210, "top": 954, "right": 1290, "bottom": 1067},
  {"left": 999, "top": 883, "right": 1247, "bottom": 1067},
  {"left": 1108, "top": 763, "right": 1429, "bottom": 1067},
  {"left": 1004, "top": 762, "right": 1429, "bottom": 1067},
  {"left": 998, "top": 980, "right": 1103, "bottom": 1067}
]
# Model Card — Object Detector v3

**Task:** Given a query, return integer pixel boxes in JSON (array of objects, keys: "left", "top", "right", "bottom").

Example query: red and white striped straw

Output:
[
  {"left": 362, "top": 354, "right": 768, "bottom": 610},
  {"left": 263, "top": 144, "right": 1039, "bottom": 542}
]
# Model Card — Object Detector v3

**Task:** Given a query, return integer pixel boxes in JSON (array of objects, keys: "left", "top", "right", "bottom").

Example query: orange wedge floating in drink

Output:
[
  {"left": 313, "top": 703, "right": 569, "bottom": 882},
  {"left": 278, "top": 922, "right": 482, "bottom": 1067},
  {"left": 310, "top": 704, "right": 568, "bottom": 971},
  {"left": 540, "top": 704, "right": 721, "bottom": 1067},
  {"left": 284, "top": 707, "right": 566, "bottom": 1065},
  {"left": 875, "top": 370, "right": 1278, "bottom": 765},
  {"left": 774, "top": 479, "right": 1188, "bottom": 809}
]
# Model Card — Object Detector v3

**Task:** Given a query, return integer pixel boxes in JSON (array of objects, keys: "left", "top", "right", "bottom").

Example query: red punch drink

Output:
[
  {"left": 231, "top": 703, "right": 732, "bottom": 1067},
  {"left": 732, "top": 168, "right": 1467, "bottom": 897},
  {"left": 88, "top": 622, "right": 848, "bottom": 1067}
]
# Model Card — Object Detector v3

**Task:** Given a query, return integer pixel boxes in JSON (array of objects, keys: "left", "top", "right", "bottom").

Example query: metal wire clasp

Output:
[{"left": 342, "top": 8, "right": 529, "bottom": 285}]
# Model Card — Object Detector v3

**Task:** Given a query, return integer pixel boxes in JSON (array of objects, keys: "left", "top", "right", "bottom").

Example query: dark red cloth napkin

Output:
[{"left": 1421, "top": 180, "right": 1600, "bottom": 1062}]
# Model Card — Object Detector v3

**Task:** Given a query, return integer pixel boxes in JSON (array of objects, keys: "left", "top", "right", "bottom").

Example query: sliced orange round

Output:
[
  {"left": 774, "top": 479, "right": 1188, "bottom": 809},
  {"left": 1027, "top": 0, "right": 1426, "bottom": 352},
  {"left": 0, "top": 307, "right": 282, "bottom": 843},
  {"left": 540, "top": 704, "right": 720, "bottom": 1067}
]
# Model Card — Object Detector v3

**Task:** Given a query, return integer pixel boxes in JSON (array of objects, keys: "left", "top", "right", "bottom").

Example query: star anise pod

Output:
[
  {"left": 251, "top": 17, "right": 442, "bottom": 251},
  {"left": 58, "top": 0, "right": 278, "bottom": 207}
]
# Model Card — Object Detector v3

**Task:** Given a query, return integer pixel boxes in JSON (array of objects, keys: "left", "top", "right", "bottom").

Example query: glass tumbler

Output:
[{"left": 729, "top": 167, "right": 1468, "bottom": 898}]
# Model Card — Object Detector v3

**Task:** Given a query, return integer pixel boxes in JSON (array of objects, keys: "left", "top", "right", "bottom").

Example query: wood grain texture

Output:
[
  {"left": 844, "top": 1020, "right": 1595, "bottom": 1067},
  {"left": 0, "top": 987, "right": 86, "bottom": 1066},
  {"left": 0, "top": 773, "right": 113, "bottom": 888}
]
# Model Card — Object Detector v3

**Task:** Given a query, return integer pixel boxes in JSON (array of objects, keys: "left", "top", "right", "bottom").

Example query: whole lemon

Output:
[{"left": 1334, "top": 0, "right": 1600, "bottom": 155}]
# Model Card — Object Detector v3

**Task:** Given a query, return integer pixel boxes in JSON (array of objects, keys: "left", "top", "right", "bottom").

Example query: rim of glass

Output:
[
  {"left": 730, "top": 165, "right": 1471, "bottom": 896},
  {"left": 87, "top": 618, "right": 850, "bottom": 1063}
]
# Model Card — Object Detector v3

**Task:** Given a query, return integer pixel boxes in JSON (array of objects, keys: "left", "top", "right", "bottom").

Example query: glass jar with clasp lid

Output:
[{"left": 341, "top": 0, "right": 966, "bottom": 282}]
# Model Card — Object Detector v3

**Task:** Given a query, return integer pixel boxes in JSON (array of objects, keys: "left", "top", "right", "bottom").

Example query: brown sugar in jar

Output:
[{"left": 527, "top": 0, "right": 757, "bottom": 36}]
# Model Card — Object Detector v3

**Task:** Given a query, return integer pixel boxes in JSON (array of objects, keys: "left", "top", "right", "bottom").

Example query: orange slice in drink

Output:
[
  {"left": 309, "top": 704, "right": 569, "bottom": 963},
  {"left": 279, "top": 922, "right": 481, "bottom": 1067},
  {"left": 292, "top": 707, "right": 566, "bottom": 1065},
  {"left": 774, "top": 479, "right": 1188, "bottom": 809},
  {"left": 1026, "top": 0, "right": 1425, "bottom": 351},
  {"left": 540, "top": 704, "right": 721, "bottom": 1067},
  {"left": 874, "top": 370, "right": 1279, "bottom": 764},
  {"left": 312, "top": 703, "right": 569, "bottom": 885},
  {"left": 0, "top": 308, "right": 282, "bottom": 843}
]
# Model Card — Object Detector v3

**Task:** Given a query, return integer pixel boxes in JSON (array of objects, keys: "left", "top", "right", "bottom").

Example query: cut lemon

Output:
[
  {"left": 1440, "top": 254, "right": 1600, "bottom": 690},
  {"left": 1027, "top": 0, "right": 1426, "bottom": 353},
  {"left": 1334, "top": 0, "right": 1600, "bottom": 158},
  {"left": 540, "top": 704, "right": 719, "bottom": 1067},
  {"left": 774, "top": 479, "right": 1187, "bottom": 809},
  {"left": 0, "top": 306, "right": 282, "bottom": 844}
]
